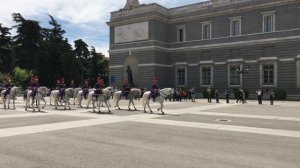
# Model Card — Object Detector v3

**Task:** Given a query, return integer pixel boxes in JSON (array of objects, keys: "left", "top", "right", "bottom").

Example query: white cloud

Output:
[{"left": 0, "top": 0, "right": 204, "bottom": 57}]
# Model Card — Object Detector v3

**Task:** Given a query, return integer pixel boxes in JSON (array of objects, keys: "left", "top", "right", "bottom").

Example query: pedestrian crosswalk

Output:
[{"left": 0, "top": 100, "right": 300, "bottom": 139}]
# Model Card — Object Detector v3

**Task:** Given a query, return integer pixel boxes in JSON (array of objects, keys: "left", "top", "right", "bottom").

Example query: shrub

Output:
[
  {"left": 12, "top": 67, "right": 33, "bottom": 90},
  {"left": 274, "top": 88, "right": 287, "bottom": 100}
]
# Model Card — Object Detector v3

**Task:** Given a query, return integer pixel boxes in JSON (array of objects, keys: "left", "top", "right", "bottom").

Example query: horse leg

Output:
[
  {"left": 128, "top": 100, "right": 131, "bottom": 111},
  {"left": 132, "top": 100, "right": 137, "bottom": 111},
  {"left": 42, "top": 97, "right": 46, "bottom": 109},
  {"left": 147, "top": 100, "right": 153, "bottom": 113},
  {"left": 13, "top": 97, "right": 16, "bottom": 109},
  {"left": 93, "top": 99, "right": 96, "bottom": 112},
  {"left": 117, "top": 99, "right": 121, "bottom": 110},
  {"left": 105, "top": 100, "right": 111, "bottom": 113}
]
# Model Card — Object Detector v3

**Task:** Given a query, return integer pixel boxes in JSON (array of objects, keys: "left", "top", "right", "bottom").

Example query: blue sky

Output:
[{"left": 0, "top": 0, "right": 205, "bottom": 57}]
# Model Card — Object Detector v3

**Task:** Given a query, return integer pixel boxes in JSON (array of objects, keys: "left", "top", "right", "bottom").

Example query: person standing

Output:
[
  {"left": 269, "top": 89, "right": 275, "bottom": 105},
  {"left": 207, "top": 86, "right": 212, "bottom": 103},
  {"left": 215, "top": 89, "right": 219, "bottom": 103},
  {"left": 225, "top": 89, "right": 230, "bottom": 104},
  {"left": 256, "top": 89, "right": 263, "bottom": 105}
]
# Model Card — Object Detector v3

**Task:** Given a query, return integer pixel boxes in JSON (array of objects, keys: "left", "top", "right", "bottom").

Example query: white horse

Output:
[
  {"left": 1, "top": 87, "right": 20, "bottom": 109},
  {"left": 142, "top": 88, "right": 174, "bottom": 115},
  {"left": 113, "top": 88, "right": 141, "bottom": 111},
  {"left": 77, "top": 88, "right": 112, "bottom": 108},
  {"left": 73, "top": 88, "right": 81, "bottom": 105},
  {"left": 51, "top": 88, "right": 75, "bottom": 110},
  {"left": 91, "top": 88, "right": 112, "bottom": 113},
  {"left": 24, "top": 87, "right": 48, "bottom": 109},
  {"left": 85, "top": 87, "right": 112, "bottom": 109},
  {"left": 25, "top": 87, "right": 49, "bottom": 111}
]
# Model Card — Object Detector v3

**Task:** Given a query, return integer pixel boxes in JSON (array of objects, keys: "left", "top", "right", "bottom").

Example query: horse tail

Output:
[{"left": 113, "top": 92, "right": 118, "bottom": 106}]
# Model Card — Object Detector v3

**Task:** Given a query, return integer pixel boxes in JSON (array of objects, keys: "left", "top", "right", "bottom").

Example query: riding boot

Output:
[{"left": 153, "top": 98, "right": 156, "bottom": 102}]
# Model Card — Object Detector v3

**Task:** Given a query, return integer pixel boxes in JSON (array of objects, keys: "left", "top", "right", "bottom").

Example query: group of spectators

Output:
[{"left": 206, "top": 86, "right": 275, "bottom": 105}]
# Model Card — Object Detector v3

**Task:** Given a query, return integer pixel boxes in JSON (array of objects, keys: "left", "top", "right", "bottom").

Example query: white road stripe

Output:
[
  {"left": 132, "top": 119, "right": 300, "bottom": 138},
  {"left": 188, "top": 112, "right": 300, "bottom": 122}
]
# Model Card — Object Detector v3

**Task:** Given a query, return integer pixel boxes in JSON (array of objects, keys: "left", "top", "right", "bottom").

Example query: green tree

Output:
[
  {"left": 0, "top": 24, "right": 14, "bottom": 73},
  {"left": 12, "top": 13, "right": 43, "bottom": 71},
  {"left": 74, "top": 39, "right": 90, "bottom": 83}
]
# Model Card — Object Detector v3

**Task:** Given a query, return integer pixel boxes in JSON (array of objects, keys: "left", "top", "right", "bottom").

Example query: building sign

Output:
[{"left": 114, "top": 21, "right": 149, "bottom": 43}]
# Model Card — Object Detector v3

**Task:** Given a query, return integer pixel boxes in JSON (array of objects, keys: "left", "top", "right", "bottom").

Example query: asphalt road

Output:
[{"left": 0, "top": 97, "right": 299, "bottom": 168}]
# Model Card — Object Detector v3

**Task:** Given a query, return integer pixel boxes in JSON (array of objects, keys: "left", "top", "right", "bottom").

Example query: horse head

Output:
[
  {"left": 38, "top": 86, "right": 48, "bottom": 96},
  {"left": 160, "top": 88, "right": 174, "bottom": 97}
]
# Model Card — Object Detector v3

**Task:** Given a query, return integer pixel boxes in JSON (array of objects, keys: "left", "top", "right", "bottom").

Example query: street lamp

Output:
[{"left": 236, "top": 65, "right": 250, "bottom": 74}]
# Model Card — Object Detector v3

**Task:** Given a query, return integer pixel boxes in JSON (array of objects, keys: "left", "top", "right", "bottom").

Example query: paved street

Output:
[{"left": 0, "top": 98, "right": 300, "bottom": 168}]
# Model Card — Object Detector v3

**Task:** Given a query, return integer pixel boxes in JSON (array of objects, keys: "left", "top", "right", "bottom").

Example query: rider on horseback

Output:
[
  {"left": 151, "top": 78, "right": 160, "bottom": 102},
  {"left": 55, "top": 79, "right": 60, "bottom": 90},
  {"left": 69, "top": 80, "right": 76, "bottom": 89},
  {"left": 122, "top": 79, "right": 131, "bottom": 99},
  {"left": 82, "top": 79, "right": 89, "bottom": 100},
  {"left": 4, "top": 79, "right": 12, "bottom": 99},
  {"left": 58, "top": 78, "right": 66, "bottom": 101},
  {"left": 93, "top": 77, "right": 104, "bottom": 100},
  {"left": 30, "top": 76, "right": 39, "bottom": 100}
]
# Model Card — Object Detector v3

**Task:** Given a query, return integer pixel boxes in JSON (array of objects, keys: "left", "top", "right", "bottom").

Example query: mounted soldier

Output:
[
  {"left": 58, "top": 78, "right": 66, "bottom": 101},
  {"left": 3, "top": 79, "right": 13, "bottom": 99},
  {"left": 30, "top": 76, "right": 39, "bottom": 100},
  {"left": 151, "top": 78, "right": 160, "bottom": 102},
  {"left": 82, "top": 79, "right": 89, "bottom": 100},
  {"left": 93, "top": 77, "right": 104, "bottom": 100},
  {"left": 122, "top": 79, "right": 131, "bottom": 99},
  {"left": 69, "top": 80, "right": 76, "bottom": 89},
  {"left": 55, "top": 79, "right": 60, "bottom": 90}
]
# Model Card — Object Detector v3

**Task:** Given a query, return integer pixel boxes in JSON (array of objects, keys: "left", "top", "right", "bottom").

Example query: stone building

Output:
[{"left": 108, "top": 0, "right": 300, "bottom": 99}]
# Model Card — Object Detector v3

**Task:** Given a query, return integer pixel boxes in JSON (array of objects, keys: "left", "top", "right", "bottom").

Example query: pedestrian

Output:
[
  {"left": 256, "top": 89, "right": 263, "bottom": 105},
  {"left": 269, "top": 89, "right": 275, "bottom": 105},
  {"left": 241, "top": 89, "right": 246, "bottom": 104},
  {"left": 215, "top": 89, "right": 219, "bottom": 103},
  {"left": 236, "top": 88, "right": 242, "bottom": 103},
  {"left": 225, "top": 89, "right": 230, "bottom": 104},
  {"left": 207, "top": 86, "right": 212, "bottom": 103},
  {"left": 190, "top": 87, "right": 196, "bottom": 102}
]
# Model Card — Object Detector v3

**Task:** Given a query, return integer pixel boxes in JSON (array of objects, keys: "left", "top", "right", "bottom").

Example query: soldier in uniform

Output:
[
  {"left": 69, "top": 80, "right": 76, "bottom": 89},
  {"left": 55, "top": 79, "right": 60, "bottom": 90},
  {"left": 122, "top": 80, "right": 131, "bottom": 99},
  {"left": 94, "top": 77, "right": 104, "bottom": 100},
  {"left": 58, "top": 78, "right": 66, "bottom": 101},
  {"left": 4, "top": 79, "right": 12, "bottom": 99},
  {"left": 82, "top": 79, "right": 89, "bottom": 100},
  {"left": 30, "top": 76, "right": 39, "bottom": 100},
  {"left": 151, "top": 78, "right": 160, "bottom": 102}
]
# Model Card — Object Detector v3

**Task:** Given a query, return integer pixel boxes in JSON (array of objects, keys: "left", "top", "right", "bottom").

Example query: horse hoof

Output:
[
  {"left": 150, "top": 111, "right": 153, "bottom": 114},
  {"left": 39, "top": 110, "right": 41, "bottom": 112},
  {"left": 109, "top": 111, "right": 111, "bottom": 113},
  {"left": 144, "top": 111, "right": 147, "bottom": 113},
  {"left": 162, "top": 112, "right": 165, "bottom": 115},
  {"left": 157, "top": 109, "right": 160, "bottom": 111},
  {"left": 118, "top": 108, "right": 121, "bottom": 110}
]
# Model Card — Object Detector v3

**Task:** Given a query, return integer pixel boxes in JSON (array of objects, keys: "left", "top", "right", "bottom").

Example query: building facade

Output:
[{"left": 108, "top": 0, "right": 300, "bottom": 99}]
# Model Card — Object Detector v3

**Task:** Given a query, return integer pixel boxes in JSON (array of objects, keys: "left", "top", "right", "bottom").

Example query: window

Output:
[
  {"left": 260, "top": 62, "right": 277, "bottom": 87},
  {"left": 200, "top": 65, "right": 213, "bottom": 86},
  {"left": 177, "top": 26, "right": 185, "bottom": 42},
  {"left": 230, "top": 18, "right": 241, "bottom": 36},
  {"left": 263, "top": 64, "right": 274, "bottom": 85},
  {"left": 263, "top": 12, "right": 275, "bottom": 32},
  {"left": 228, "top": 64, "right": 241, "bottom": 86},
  {"left": 176, "top": 67, "right": 187, "bottom": 86},
  {"left": 202, "top": 22, "right": 211, "bottom": 39}
]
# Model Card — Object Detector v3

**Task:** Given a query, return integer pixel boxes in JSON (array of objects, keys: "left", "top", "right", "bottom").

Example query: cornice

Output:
[{"left": 108, "top": 0, "right": 299, "bottom": 27}]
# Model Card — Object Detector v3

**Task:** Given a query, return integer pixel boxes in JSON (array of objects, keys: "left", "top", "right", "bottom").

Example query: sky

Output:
[{"left": 0, "top": 0, "right": 205, "bottom": 57}]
